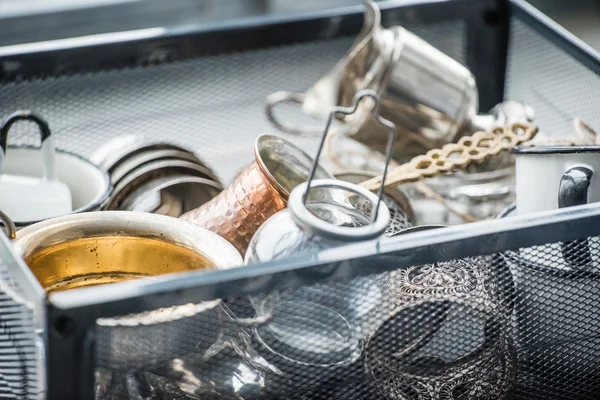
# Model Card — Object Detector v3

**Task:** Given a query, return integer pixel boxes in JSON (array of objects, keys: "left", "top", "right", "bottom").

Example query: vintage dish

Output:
[
  {"left": 108, "top": 148, "right": 214, "bottom": 187},
  {"left": 180, "top": 134, "right": 335, "bottom": 255},
  {"left": 90, "top": 135, "right": 211, "bottom": 176},
  {"left": 9, "top": 211, "right": 241, "bottom": 293}
]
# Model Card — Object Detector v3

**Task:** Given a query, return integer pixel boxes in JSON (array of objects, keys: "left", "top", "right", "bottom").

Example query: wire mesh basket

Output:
[{"left": 1, "top": 0, "right": 600, "bottom": 398}]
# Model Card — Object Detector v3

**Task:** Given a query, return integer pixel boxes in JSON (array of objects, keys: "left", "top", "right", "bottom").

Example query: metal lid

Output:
[{"left": 289, "top": 179, "right": 390, "bottom": 241}]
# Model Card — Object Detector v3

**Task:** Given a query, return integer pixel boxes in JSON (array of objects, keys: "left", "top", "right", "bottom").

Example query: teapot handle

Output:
[
  {"left": 0, "top": 110, "right": 56, "bottom": 180},
  {"left": 0, "top": 209, "right": 16, "bottom": 239},
  {"left": 264, "top": 91, "right": 324, "bottom": 136},
  {"left": 558, "top": 166, "right": 594, "bottom": 268}
]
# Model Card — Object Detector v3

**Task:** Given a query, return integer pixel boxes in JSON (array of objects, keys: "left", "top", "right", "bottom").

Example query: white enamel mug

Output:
[
  {"left": 512, "top": 145, "right": 600, "bottom": 271},
  {"left": 513, "top": 146, "right": 600, "bottom": 215}
]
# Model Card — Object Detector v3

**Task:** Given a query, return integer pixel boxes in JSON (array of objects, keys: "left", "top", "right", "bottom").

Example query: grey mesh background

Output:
[
  {"left": 0, "top": 3, "right": 599, "bottom": 400},
  {"left": 506, "top": 18, "right": 600, "bottom": 138}
]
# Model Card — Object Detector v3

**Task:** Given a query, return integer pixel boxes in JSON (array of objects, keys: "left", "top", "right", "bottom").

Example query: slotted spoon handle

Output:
[{"left": 360, "top": 122, "right": 538, "bottom": 191}]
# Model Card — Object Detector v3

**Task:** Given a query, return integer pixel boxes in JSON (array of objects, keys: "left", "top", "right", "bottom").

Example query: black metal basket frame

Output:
[{"left": 1, "top": 0, "right": 599, "bottom": 398}]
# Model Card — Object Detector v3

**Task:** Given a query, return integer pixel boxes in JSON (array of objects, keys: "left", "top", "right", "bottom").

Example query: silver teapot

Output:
[{"left": 266, "top": 0, "right": 534, "bottom": 166}]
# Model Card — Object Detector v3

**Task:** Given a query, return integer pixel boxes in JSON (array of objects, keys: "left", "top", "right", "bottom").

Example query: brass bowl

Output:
[
  {"left": 6, "top": 211, "right": 243, "bottom": 370},
  {"left": 12, "top": 211, "right": 242, "bottom": 293}
]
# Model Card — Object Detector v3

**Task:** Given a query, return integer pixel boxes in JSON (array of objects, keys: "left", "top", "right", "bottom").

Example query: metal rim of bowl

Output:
[
  {"left": 105, "top": 159, "right": 222, "bottom": 210},
  {"left": 109, "top": 148, "right": 217, "bottom": 187},
  {"left": 254, "top": 134, "right": 335, "bottom": 199},
  {"left": 93, "top": 137, "right": 196, "bottom": 172},
  {"left": 13, "top": 211, "right": 243, "bottom": 290},
  {"left": 123, "top": 175, "right": 223, "bottom": 215}
]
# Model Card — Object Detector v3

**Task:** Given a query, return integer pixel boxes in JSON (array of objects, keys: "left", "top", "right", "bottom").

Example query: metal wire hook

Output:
[{"left": 303, "top": 89, "right": 396, "bottom": 223}]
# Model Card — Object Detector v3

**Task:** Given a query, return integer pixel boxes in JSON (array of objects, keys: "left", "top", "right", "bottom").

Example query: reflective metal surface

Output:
[
  {"left": 12, "top": 211, "right": 242, "bottom": 292},
  {"left": 181, "top": 134, "right": 334, "bottom": 255},
  {"left": 121, "top": 175, "right": 222, "bottom": 217},
  {"left": 265, "top": 0, "right": 478, "bottom": 163},
  {"left": 336, "top": 170, "right": 416, "bottom": 227},
  {"left": 349, "top": 23, "right": 479, "bottom": 163}
]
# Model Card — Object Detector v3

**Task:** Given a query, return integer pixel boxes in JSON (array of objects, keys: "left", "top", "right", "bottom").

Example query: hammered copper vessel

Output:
[{"left": 180, "top": 134, "right": 334, "bottom": 255}]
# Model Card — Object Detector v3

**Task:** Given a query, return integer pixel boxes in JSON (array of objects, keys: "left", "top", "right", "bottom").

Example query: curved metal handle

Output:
[
  {"left": 304, "top": 89, "right": 396, "bottom": 223},
  {"left": 0, "top": 209, "right": 16, "bottom": 239},
  {"left": 0, "top": 110, "right": 55, "bottom": 180},
  {"left": 559, "top": 166, "right": 594, "bottom": 268},
  {"left": 264, "top": 91, "right": 324, "bottom": 136}
]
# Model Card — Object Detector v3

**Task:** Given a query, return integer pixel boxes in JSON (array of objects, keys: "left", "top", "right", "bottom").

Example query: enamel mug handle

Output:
[
  {"left": 558, "top": 166, "right": 594, "bottom": 268},
  {"left": 0, "top": 110, "right": 55, "bottom": 180}
]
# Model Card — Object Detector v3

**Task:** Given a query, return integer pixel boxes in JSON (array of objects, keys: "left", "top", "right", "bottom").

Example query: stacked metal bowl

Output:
[{"left": 91, "top": 135, "right": 222, "bottom": 216}]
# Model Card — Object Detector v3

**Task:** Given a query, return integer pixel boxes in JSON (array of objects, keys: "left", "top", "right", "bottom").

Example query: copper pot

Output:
[{"left": 180, "top": 134, "right": 335, "bottom": 255}]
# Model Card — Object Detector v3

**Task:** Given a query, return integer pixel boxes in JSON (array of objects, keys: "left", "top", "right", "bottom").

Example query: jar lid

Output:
[{"left": 288, "top": 179, "right": 390, "bottom": 241}]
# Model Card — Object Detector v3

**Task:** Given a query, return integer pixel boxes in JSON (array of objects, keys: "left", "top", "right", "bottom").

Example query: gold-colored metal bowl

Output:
[
  {"left": 24, "top": 236, "right": 214, "bottom": 293},
  {"left": 12, "top": 211, "right": 242, "bottom": 294}
]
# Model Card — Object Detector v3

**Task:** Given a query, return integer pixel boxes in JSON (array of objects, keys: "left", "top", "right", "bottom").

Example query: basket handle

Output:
[{"left": 304, "top": 89, "right": 396, "bottom": 223}]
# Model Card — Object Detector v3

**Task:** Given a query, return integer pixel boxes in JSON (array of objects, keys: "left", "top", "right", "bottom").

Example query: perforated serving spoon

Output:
[{"left": 0, "top": 110, "right": 72, "bottom": 222}]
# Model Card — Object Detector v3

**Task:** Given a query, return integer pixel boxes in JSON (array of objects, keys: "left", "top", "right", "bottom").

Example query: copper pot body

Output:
[{"left": 180, "top": 135, "right": 334, "bottom": 255}]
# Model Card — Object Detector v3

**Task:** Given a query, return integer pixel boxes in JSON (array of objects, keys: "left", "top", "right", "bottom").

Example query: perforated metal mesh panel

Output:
[
  {"left": 506, "top": 18, "right": 600, "bottom": 138},
  {"left": 91, "top": 219, "right": 600, "bottom": 400},
  {"left": 0, "top": 234, "right": 41, "bottom": 399},
  {"left": 0, "top": 21, "right": 465, "bottom": 184}
]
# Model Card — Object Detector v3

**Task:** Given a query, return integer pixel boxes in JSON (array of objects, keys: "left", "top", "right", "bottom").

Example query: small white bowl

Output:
[{"left": 3, "top": 146, "right": 111, "bottom": 227}]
